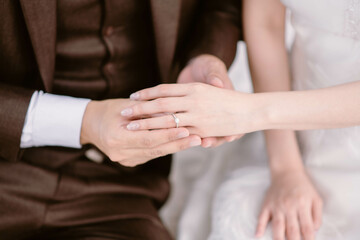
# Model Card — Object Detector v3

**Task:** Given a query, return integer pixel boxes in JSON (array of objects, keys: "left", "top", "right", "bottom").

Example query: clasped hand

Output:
[
  {"left": 121, "top": 83, "right": 261, "bottom": 140},
  {"left": 80, "top": 55, "right": 244, "bottom": 167},
  {"left": 80, "top": 98, "right": 202, "bottom": 167}
]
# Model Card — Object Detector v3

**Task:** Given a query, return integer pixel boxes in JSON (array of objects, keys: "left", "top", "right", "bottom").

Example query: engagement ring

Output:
[{"left": 171, "top": 113, "right": 180, "bottom": 128}]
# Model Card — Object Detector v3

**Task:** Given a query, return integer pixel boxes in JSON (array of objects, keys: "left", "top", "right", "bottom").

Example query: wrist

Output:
[
  {"left": 260, "top": 91, "right": 296, "bottom": 130},
  {"left": 269, "top": 154, "right": 305, "bottom": 177},
  {"left": 234, "top": 92, "right": 269, "bottom": 133},
  {"left": 80, "top": 100, "right": 100, "bottom": 145}
]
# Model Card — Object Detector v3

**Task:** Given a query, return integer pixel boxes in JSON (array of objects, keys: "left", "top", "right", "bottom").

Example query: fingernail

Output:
[
  {"left": 177, "top": 131, "right": 189, "bottom": 139},
  {"left": 130, "top": 92, "right": 140, "bottom": 100},
  {"left": 127, "top": 122, "right": 139, "bottom": 130},
  {"left": 211, "top": 77, "right": 224, "bottom": 88},
  {"left": 190, "top": 139, "right": 201, "bottom": 147},
  {"left": 121, "top": 108, "right": 133, "bottom": 116}
]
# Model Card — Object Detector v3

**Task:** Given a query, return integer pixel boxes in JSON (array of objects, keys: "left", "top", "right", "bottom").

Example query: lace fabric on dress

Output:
[
  {"left": 344, "top": 0, "right": 360, "bottom": 40},
  {"left": 209, "top": 1, "right": 360, "bottom": 239}
]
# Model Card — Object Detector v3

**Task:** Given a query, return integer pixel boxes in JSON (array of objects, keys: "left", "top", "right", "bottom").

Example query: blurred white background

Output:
[{"left": 160, "top": 13, "right": 295, "bottom": 240}]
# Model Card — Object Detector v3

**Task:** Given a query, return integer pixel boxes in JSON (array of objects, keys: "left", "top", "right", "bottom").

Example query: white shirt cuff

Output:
[{"left": 21, "top": 91, "right": 91, "bottom": 149}]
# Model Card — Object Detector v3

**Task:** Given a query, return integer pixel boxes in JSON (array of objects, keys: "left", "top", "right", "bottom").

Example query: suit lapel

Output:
[
  {"left": 150, "top": 0, "right": 181, "bottom": 83},
  {"left": 20, "top": 0, "right": 56, "bottom": 92}
]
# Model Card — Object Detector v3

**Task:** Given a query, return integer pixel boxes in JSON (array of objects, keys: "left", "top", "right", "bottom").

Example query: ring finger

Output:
[
  {"left": 122, "top": 97, "right": 189, "bottom": 117},
  {"left": 299, "top": 204, "right": 315, "bottom": 240},
  {"left": 126, "top": 113, "right": 190, "bottom": 131},
  {"left": 272, "top": 213, "right": 286, "bottom": 240},
  {"left": 285, "top": 211, "right": 301, "bottom": 240}
]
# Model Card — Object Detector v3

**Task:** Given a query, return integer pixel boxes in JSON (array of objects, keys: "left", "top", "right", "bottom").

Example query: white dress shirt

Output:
[{"left": 20, "top": 91, "right": 91, "bottom": 149}]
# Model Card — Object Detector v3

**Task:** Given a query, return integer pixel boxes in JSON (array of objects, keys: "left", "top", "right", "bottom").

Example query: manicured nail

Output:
[
  {"left": 127, "top": 122, "right": 139, "bottom": 130},
  {"left": 121, "top": 108, "right": 133, "bottom": 116},
  {"left": 190, "top": 139, "right": 201, "bottom": 147},
  {"left": 130, "top": 92, "right": 140, "bottom": 100},
  {"left": 177, "top": 131, "right": 189, "bottom": 139}
]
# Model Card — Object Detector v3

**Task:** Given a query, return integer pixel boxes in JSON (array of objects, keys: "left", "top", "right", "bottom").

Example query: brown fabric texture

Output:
[
  {"left": 0, "top": 159, "right": 172, "bottom": 240},
  {"left": 0, "top": 0, "right": 241, "bottom": 238},
  {"left": 0, "top": 0, "right": 241, "bottom": 162}
]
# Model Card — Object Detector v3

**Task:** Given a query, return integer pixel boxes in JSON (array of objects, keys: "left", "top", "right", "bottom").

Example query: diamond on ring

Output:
[{"left": 171, "top": 113, "right": 180, "bottom": 128}]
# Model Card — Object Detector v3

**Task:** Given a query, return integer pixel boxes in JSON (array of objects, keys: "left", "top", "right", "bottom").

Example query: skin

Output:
[
  {"left": 243, "top": 0, "right": 321, "bottom": 239},
  {"left": 80, "top": 54, "right": 238, "bottom": 167},
  {"left": 123, "top": 84, "right": 258, "bottom": 137},
  {"left": 121, "top": 1, "right": 360, "bottom": 238},
  {"left": 123, "top": 81, "right": 360, "bottom": 134},
  {"left": 80, "top": 98, "right": 201, "bottom": 167},
  {"left": 174, "top": 54, "right": 243, "bottom": 147}
]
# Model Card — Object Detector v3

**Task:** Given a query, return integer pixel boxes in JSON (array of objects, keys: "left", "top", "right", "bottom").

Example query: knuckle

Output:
[
  {"left": 287, "top": 226, "right": 298, "bottom": 236},
  {"left": 301, "top": 225, "right": 313, "bottom": 236},
  {"left": 179, "top": 143, "right": 189, "bottom": 151},
  {"left": 158, "top": 84, "right": 168, "bottom": 94},
  {"left": 147, "top": 149, "right": 164, "bottom": 158},
  {"left": 298, "top": 197, "right": 308, "bottom": 206},
  {"left": 273, "top": 219, "right": 283, "bottom": 228},
  {"left": 141, "top": 137, "right": 153, "bottom": 147},
  {"left": 193, "top": 82, "right": 205, "bottom": 91},
  {"left": 104, "top": 137, "right": 117, "bottom": 148},
  {"left": 155, "top": 98, "right": 166, "bottom": 109},
  {"left": 168, "top": 131, "right": 178, "bottom": 142},
  {"left": 283, "top": 198, "right": 294, "bottom": 208}
]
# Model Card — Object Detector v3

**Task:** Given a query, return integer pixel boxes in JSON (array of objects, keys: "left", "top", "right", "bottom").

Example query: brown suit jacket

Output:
[{"left": 0, "top": 0, "right": 242, "bottom": 163}]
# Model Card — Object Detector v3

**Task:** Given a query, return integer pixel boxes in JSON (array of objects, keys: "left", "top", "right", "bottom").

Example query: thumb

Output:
[
  {"left": 203, "top": 63, "right": 232, "bottom": 89},
  {"left": 208, "top": 76, "right": 224, "bottom": 88}
]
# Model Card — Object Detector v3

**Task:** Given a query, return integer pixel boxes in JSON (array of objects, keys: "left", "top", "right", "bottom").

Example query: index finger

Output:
[
  {"left": 256, "top": 209, "right": 270, "bottom": 237},
  {"left": 130, "top": 84, "right": 191, "bottom": 101},
  {"left": 127, "top": 127, "right": 190, "bottom": 149}
]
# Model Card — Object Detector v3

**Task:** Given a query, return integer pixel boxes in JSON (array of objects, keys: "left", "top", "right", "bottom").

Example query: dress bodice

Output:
[
  {"left": 208, "top": 2, "right": 360, "bottom": 240},
  {"left": 281, "top": 0, "right": 360, "bottom": 168},
  {"left": 282, "top": 0, "right": 360, "bottom": 41}
]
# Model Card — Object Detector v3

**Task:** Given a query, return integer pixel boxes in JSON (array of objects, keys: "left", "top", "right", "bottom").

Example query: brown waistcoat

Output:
[{"left": 0, "top": 0, "right": 242, "bottom": 226}]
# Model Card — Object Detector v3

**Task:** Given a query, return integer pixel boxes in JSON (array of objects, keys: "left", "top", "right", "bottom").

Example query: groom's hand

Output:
[
  {"left": 178, "top": 54, "right": 234, "bottom": 89},
  {"left": 80, "top": 99, "right": 201, "bottom": 167},
  {"left": 178, "top": 54, "right": 242, "bottom": 147}
]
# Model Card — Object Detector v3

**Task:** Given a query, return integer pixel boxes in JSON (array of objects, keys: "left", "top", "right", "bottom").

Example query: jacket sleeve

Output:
[
  {"left": 0, "top": 83, "right": 34, "bottom": 162},
  {"left": 181, "top": 0, "right": 242, "bottom": 69}
]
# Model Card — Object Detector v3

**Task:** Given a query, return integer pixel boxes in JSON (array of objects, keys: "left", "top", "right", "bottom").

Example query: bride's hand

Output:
[
  {"left": 177, "top": 54, "right": 242, "bottom": 147},
  {"left": 256, "top": 170, "right": 323, "bottom": 240},
  {"left": 120, "top": 83, "right": 263, "bottom": 138}
]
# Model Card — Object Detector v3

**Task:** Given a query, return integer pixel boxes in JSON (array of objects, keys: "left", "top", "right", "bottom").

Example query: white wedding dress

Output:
[{"left": 209, "top": 0, "right": 360, "bottom": 239}]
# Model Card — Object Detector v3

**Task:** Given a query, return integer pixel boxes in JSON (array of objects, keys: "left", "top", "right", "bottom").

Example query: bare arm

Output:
[
  {"left": 260, "top": 81, "right": 360, "bottom": 129},
  {"left": 243, "top": 1, "right": 322, "bottom": 239},
  {"left": 243, "top": 0, "right": 303, "bottom": 173}
]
